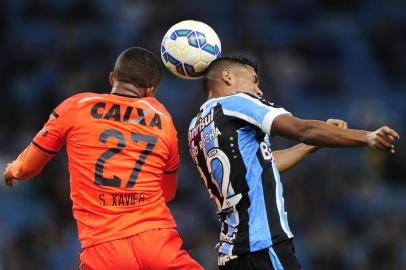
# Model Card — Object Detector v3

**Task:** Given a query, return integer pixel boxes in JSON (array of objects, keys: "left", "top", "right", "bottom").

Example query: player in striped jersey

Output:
[{"left": 187, "top": 56, "right": 399, "bottom": 270}]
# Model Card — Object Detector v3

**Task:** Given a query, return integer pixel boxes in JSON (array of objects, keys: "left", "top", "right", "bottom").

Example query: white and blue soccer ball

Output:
[{"left": 161, "top": 20, "right": 221, "bottom": 80}]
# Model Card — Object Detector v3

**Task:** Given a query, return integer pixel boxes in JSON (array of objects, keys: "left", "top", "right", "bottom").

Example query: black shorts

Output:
[{"left": 218, "top": 239, "right": 302, "bottom": 270}]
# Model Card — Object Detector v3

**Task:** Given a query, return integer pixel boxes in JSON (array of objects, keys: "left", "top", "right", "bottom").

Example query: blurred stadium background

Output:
[{"left": 0, "top": 0, "right": 405, "bottom": 269}]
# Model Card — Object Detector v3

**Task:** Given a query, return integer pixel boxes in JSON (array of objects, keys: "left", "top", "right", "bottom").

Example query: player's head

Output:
[
  {"left": 204, "top": 56, "right": 263, "bottom": 98},
  {"left": 110, "top": 47, "right": 162, "bottom": 97}
]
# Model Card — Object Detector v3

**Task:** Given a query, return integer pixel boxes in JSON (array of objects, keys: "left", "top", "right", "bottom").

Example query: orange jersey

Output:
[
  {"left": 80, "top": 228, "right": 203, "bottom": 270},
  {"left": 32, "top": 92, "right": 179, "bottom": 248}
]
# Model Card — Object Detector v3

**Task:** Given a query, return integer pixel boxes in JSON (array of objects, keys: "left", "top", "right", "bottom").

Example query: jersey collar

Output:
[
  {"left": 200, "top": 93, "right": 248, "bottom": 111},
  {"left": 112, "top": 93, "right": 140, "bottom": 98}
]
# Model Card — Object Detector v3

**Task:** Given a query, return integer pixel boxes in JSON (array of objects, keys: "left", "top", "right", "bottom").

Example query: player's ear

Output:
[
  {"left": 222, "top": 69, "right": 233, "bottom": 86},
  {"left": 146, "top": 86, "right": 157, "bottom": 97},
  {"left": 109, "top": 72, "right": 114, "bottom": 86}
]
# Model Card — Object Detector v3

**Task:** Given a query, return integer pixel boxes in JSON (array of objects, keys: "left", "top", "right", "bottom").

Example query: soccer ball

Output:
[{"left": 161, "top": 20, "right": 221, "bottom": 80}]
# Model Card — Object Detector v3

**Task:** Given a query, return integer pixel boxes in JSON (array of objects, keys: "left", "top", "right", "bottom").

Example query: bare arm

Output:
[
  {"left": 4, "top": 143, "right": 54, "bottom": 187},
  {"left": 271, "top": 115, "right": 399, "bottom": 153},
  {"left": 161, "top": 172, "right": 178, "bottom": 202},
  {"left": 273, "top": 119, "right": 347, "bottom": 173},
  {"left": 273, "top": 144, "right": 317, "bottom": 174}
]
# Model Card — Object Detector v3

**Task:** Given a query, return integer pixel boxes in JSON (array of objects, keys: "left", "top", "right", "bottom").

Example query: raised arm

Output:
[
  {"left": 271, "top": 115, "right": 399, "bottom": 153},
  {"left": 272, "top": 144, "right": 316, "bottom": 174},
  {"left": 3, "top": 96, "right": 77, "bottom": 188},
  {"left": 273, "top": 119, "right": 347, "bottom": 173},
  {"left": 4, "top": 143, "right": 54, "bottom": 187}
]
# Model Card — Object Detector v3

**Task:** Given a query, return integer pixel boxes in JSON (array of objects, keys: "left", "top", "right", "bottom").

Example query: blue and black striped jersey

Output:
[{"left": 188, "top": 93, "right": 293, "bottom": 255}]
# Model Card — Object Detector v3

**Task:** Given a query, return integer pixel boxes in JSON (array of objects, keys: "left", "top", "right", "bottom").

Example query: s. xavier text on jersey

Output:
[{"left": 98, "top": 192, "right": 145, "bottom": 207}]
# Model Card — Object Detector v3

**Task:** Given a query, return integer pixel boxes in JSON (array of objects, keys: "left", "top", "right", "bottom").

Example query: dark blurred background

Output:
[{"left": 0, "top": 0, "right": 405, "bottom": 269}]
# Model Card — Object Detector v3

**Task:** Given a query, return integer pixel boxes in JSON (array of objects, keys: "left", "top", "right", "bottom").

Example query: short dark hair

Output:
[
  {"left": 113, "top": 47, "right": 162, "bottom": 88},
  {"left": 203, "top": 56, "right": 258, "bottom": 93}
]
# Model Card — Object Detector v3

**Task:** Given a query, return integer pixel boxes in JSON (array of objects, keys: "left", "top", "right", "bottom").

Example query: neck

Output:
[
  {"left": 111, "top": 82, "right": 144, "bottom": 98},
  {"left": 207, "top": 92, "right": 220, "bottom": 99},
  {"left": 207, "top": 87, "right": 234, "bottom": 100}
]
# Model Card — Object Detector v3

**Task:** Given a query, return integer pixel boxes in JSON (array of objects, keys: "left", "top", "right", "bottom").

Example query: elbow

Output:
[
  {"left": 297, "top": 123, "right": 320, "bottom": 145},
  {"left": 278, "top": 166, "right": 288, "bottom": 174},
  {"left": 297, "top": 126, "right": 315, "bottom": 145},
  {"left": 299, "top": 133, "right": 313, "bottom": 145},
  {"left": 285, "top": 118, "right": 316, "bottom": 144},
  {"left": 165, "top": 193, "right": 176, "bottom": 202},
  {"left": 164, "top": 191, "right": 176, "bottom": 202}
]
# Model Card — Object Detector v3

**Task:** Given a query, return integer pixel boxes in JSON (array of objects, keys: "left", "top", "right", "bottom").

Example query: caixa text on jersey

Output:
[{"left": 91, "top": 102, "right": 162, "bottom": 129}]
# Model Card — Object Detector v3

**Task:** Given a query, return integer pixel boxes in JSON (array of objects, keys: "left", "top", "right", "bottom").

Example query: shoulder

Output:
[
  {"left": 228, "top": 93, "right": 277, "bottom": 106},
  {"left": 69, "top": 92, "right": 103, "bottom": 105},
  {"left": 241, "top": 93, "right": 279, "bottom": 107},
  {"left": 57, "top": 92, "right": 99, "bottom": 108},
  {"left": 139, "top": 97, "right": 173, "bottom": 119},
  {"left": 53, "top": 92, "right": 98, "bottom": 114},
  {"left": 217, "top": 93, "right": 277, "bottom": 110}
]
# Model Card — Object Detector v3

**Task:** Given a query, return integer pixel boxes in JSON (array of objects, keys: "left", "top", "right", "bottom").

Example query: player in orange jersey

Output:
[{"left": 3, "top": 47, "right": 203, "bottom": 270}]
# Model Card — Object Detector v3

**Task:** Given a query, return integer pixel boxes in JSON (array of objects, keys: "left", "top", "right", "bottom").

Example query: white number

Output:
[
  {"left": 207, "top": 148, "right": 232, "bottom": 198},
  {"left": 260, "top": 142, "right": 272, "bottom": 160}
]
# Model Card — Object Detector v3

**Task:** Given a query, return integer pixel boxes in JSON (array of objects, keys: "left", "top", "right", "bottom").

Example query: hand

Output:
[
  {"left": 327, "top": 118, "right": 348, "bottom": 129},
  {"left": 367, "top": 126, "right": 400, "bottom": 154},
  {"left": 3, "top": 163, "right": 15, "bottom": 188}
]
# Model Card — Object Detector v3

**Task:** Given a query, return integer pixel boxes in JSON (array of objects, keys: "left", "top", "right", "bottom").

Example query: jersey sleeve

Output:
[
  {"left": 220, "top": 93, "right": 291, "bottom": 134},
  {"left": 6, "top": 143, "right": 54, "bottom": 180},
  {"left": 164, "top": 119, "right": 180, "bottom": 174},
  {"left": 32, "top": 97, "right": 77, "bottom": 154}
]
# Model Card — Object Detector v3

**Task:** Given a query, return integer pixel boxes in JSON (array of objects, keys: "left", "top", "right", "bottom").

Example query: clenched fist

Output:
[
  {"left": 327, "top": 119, "right": 348, "bottom": 129},
  {"left": 367, "top": 126, "right": 399, "bottom": 154}
]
